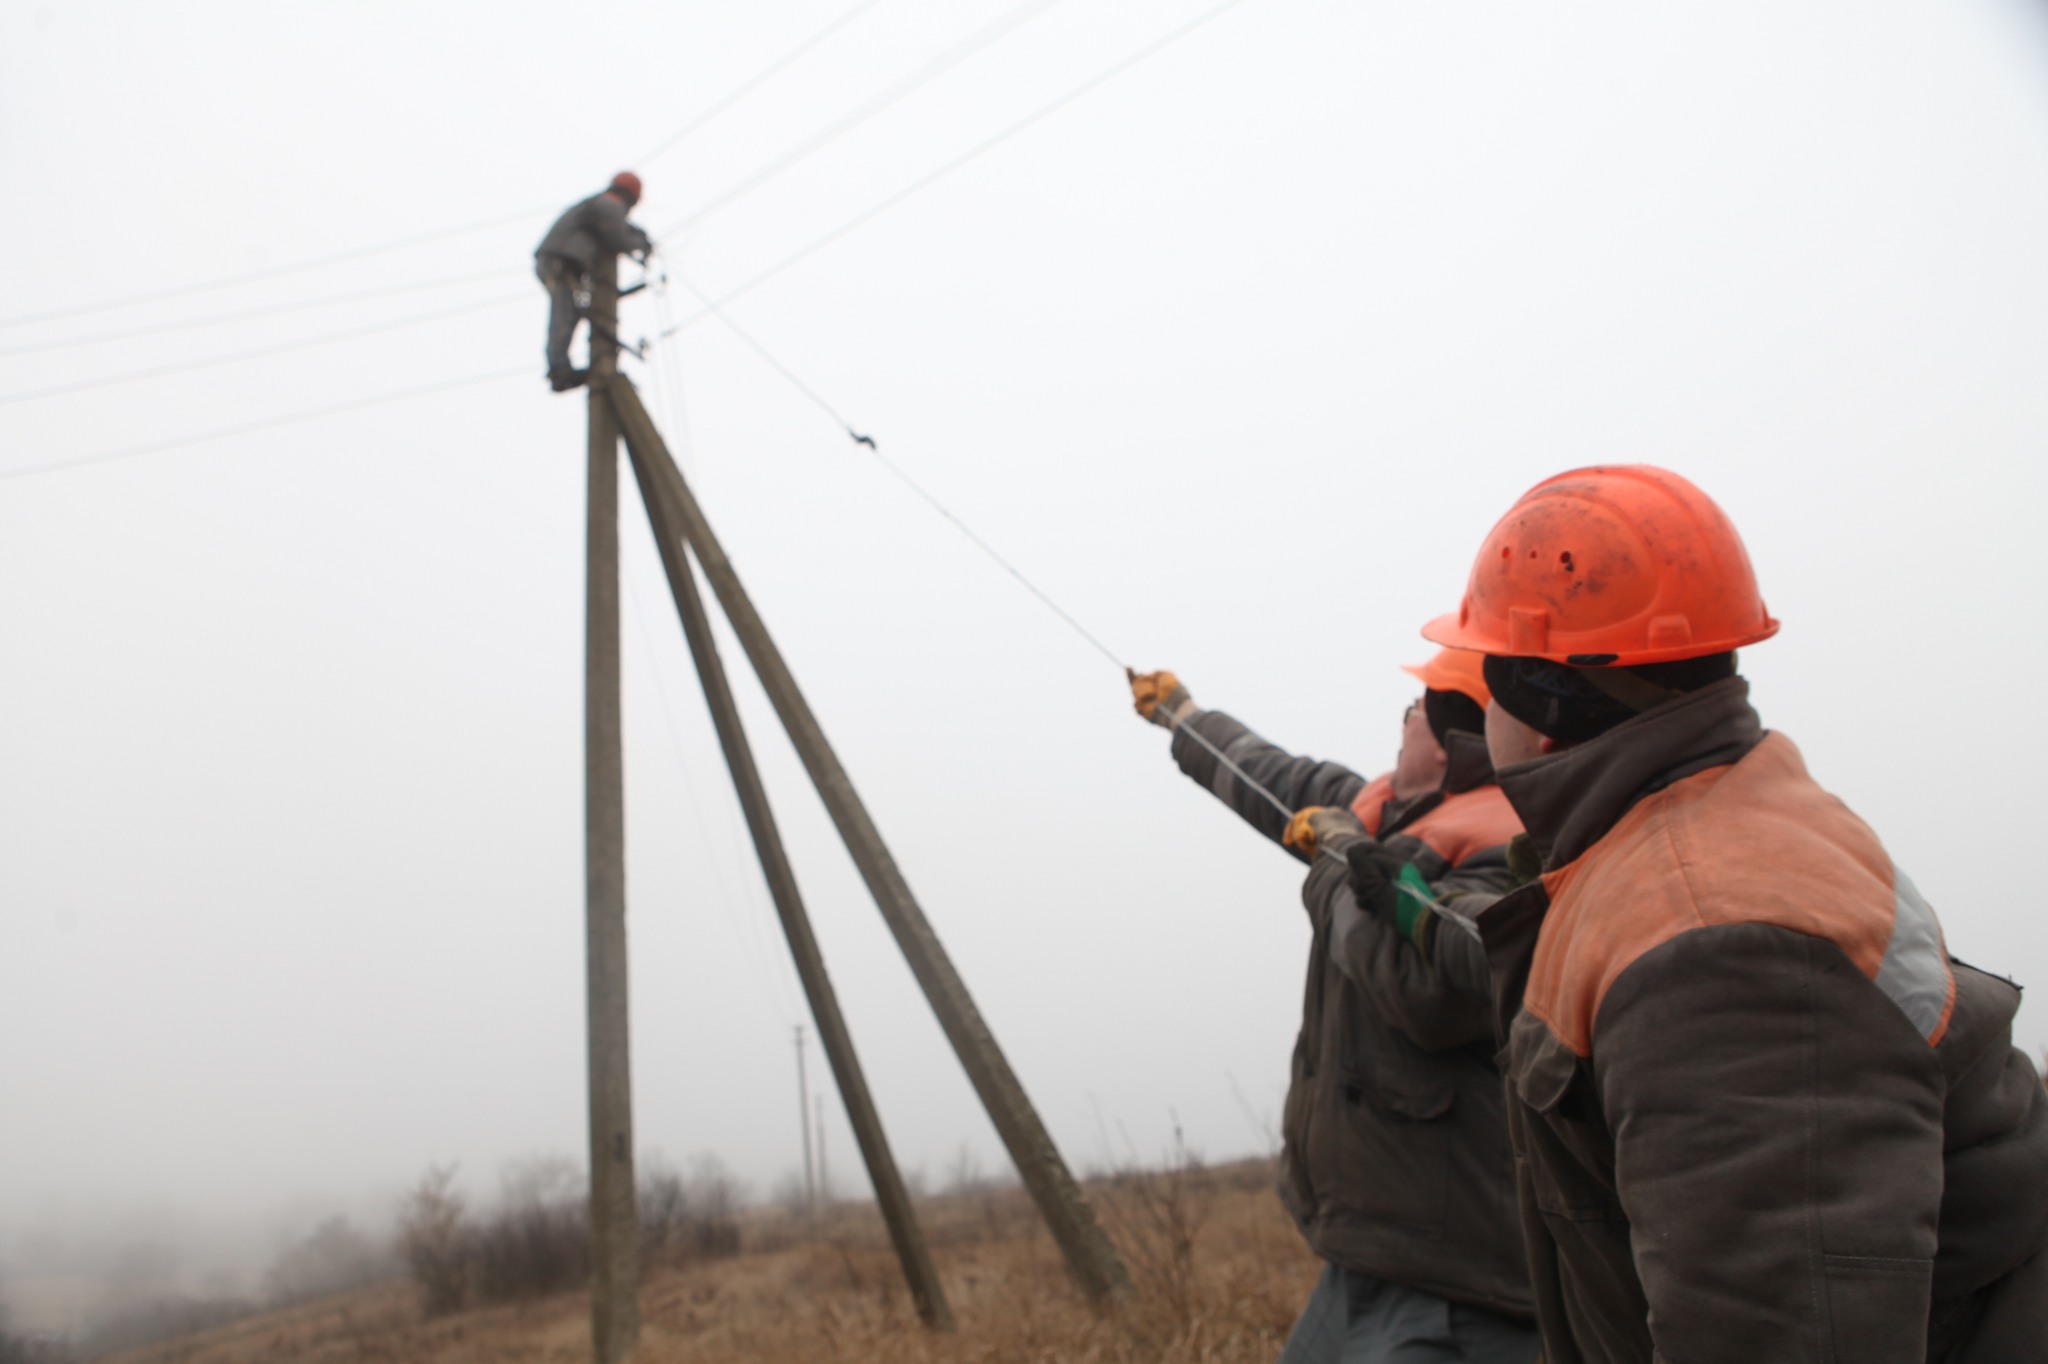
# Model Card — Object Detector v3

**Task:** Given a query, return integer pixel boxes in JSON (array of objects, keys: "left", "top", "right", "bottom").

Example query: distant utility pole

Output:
[
  {"left": 795, "top": 1024, "right": 816, "bottom": 1219},
  {"left": 582, "top": 249, "right": 640, "bottom": 1364},
  {"left": 815, "top": 1093, "right": 829, "bottom": 1205}
]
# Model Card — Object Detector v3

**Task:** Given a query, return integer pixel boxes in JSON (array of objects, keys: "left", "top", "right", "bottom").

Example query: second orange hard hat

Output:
[
  {"left": 1423, "top": 465, "right": 1778, "bottom": 666},
  {"left": 1402, "top": 648, "right": 1491, "bottom": 708}
]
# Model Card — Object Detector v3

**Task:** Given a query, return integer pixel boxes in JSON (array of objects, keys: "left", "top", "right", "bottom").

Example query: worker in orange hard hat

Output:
[
  {"left": 534, "top": 172, "right": 653, "bottom": 393},
  {"left": 1129, "top": 653, "right": 1538, "bottom": 1363},
  {"left": 1432, "top": 465, "right": 2048, "bottom": 1362}
]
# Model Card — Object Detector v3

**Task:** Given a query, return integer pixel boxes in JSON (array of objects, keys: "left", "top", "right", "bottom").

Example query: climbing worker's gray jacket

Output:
[
  {"left": 535, "top": 191, "right": 651, "bottom": 273},
  {"left": 1170, "top": 709, "right": 1535, "bottom": 1320},
  {"left": 1474, "top": 678, "right": 2048, "bottom": 1363}
]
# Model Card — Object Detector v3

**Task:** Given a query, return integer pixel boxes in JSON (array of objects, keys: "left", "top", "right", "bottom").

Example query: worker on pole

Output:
[
  {"left": 1425, "top": 465, "right": 2048, "bottom": 1362},
  {"left": 1130, "top": 653, "right": 1538, "bottom": 1362},
  {"left": 535, "top": 172, "right": 652, "bottom": 392}
]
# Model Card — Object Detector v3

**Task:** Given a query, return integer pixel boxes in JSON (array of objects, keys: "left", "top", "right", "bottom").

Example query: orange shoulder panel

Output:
[
  {"left": 1350, "top": 776, "right": 1520, "bottom": 866},
  {"left": 1523, "top": 734, "right": 1946, "bottom": 1056},
  {"left": 1349, "top": 774, "right": 1396, "bottom": 836},
  {"left": 1407, "top": 784, "right": 1523, "bottom": 867}
]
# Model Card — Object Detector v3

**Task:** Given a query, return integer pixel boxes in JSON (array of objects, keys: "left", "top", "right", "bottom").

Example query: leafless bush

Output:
[
  {"left": 263, "top": 1216, "right": 396, "bottom": 1306},
  {"left": 638, "top": 1155, "right": 744, "bottom": 1263},
  {"left": 398, "top": 1165, "right": 470, "bottom": 1315},
  {"left": 0, "top": 1300, "right": 75, "bottom": 1364},
  {"left": 74, "top": 1294, "right": 258, "bottom": 1358},
  {"left": 472, "top": 1200, "right": 587, "bottom": 1305},
  {"left": 1099, "top": 1116, "right": 1214, "bottom": 1330},
  {"left": 943, "top": 1143, "right": 986, "bottom": 1196}
]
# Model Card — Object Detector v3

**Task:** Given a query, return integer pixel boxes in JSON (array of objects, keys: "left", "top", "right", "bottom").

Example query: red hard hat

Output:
[
  {"left": 1401, "top": 648, "right": 1491, "bottom": 708},
  {"left": 1423, "top": 466, "right": 1779, "bottom": 666},
  {"left": 610, "top": 171, "right": 643, "bottom": 199}
]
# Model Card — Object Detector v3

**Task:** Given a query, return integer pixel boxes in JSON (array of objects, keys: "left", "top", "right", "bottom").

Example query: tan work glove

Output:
[
  {"left": 1283, "top": 806, "right": 1369, "bottom": 860},
  {"left": 1128, "top": 668, "right": 1194, "bottom": 728}
]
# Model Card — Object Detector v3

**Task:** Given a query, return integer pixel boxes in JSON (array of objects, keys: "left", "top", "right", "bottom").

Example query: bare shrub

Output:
[
  {"left": 0, "top": 1299, "right": 75, "bottom": 1364},
  {"left": 943, "top": 1143, "right": 986, "bottom": 1196},
  {"left": 75, "top": 1294, "right": 258, "bottom": 1358},
  {"left": 473, "top": 1157, "right": 586, "bottom": 1304},
  {"left": 641, "top": 1156, "right": 744, "bottom": 1263},
  {"left": 1099, "top": 1116, "right": 1214, "bottom": 1331},
  {"left": 398, "top": 1165, "right": 470, "bottom": 1315},
  {"left": 263, "top": 1216, "right": 397, "bottom": 1306}
]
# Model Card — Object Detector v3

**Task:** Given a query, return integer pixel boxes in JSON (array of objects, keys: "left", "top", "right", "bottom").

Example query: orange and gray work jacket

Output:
[
  {"left": 1169, "top": 709, "right": 1535, "bottom": 1319},
  {"left": 1476, "top": 678, "right": 2048, "bottom": 1364}
]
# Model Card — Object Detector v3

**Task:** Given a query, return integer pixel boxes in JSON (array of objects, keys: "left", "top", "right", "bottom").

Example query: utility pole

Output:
[
  {"left": 816, "top": 1093, "right": 829, "bottom": 1206},
  {"left": 795, "top": 1024, "right": 816, "bottom": 1220},
  {"left": 624, "top": 421, "right": 954, "bottom": 1327},
  {"left": 583, "top": 250, "right": 639, "bottom": 1364},
  {"left": 609, "top": 378, "right": 1129, "bottom": 1306}
]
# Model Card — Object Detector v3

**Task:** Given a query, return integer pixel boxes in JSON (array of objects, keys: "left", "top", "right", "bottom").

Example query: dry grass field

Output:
[{"left": 99, "top": 1159, "right": 1319, "bottom": 1364}]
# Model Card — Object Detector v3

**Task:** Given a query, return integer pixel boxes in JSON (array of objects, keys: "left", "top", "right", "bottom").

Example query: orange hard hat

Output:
[
  {"left": 1401, "top": 648, "right": 1491, "bottom": 708},
  {"left": 610, "top": 171, "right": 643, "bottom": 200},
  {"left": 1423, "top": 465, "right": 1779, "bottom": 666}
]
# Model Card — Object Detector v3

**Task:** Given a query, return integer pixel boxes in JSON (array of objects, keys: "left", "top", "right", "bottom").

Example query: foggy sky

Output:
[{"left": 4, "top": 0, "right": 2047, "bottom": 1300}]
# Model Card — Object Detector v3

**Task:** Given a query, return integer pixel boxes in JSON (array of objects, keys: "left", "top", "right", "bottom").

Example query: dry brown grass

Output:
[{"left": 99, "top": 1160, "right": 1317, "bottom": 1364}]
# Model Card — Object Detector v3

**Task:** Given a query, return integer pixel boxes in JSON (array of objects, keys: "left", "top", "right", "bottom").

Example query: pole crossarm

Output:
[
  {"left": 624, "top": 427, "right": 954, "bottom": 1328},
  {"left": 606, "top": 377, "right": 1131, "bottom": 1305}
]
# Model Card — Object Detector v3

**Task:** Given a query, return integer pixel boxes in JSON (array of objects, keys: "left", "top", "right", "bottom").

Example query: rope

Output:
[{"left": 662, "top": 274, "right": 1447, "bottom": 917}]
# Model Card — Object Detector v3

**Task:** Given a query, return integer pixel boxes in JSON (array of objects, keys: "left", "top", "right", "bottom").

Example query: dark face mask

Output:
[{"left": 1481, "top": 653, "right": 1738, "bottom": 744}]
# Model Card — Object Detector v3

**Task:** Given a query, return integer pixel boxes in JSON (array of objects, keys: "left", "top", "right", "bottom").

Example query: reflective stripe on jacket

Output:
[
  {"left": 1478, "top": 678, "right": 2048, "bottom": 1363},
  {"left": 1170, "top": 709, "right": 1534, "bottom": 1319}
]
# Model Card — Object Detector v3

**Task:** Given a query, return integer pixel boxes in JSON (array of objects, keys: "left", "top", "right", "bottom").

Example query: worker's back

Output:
[{"left": 535, "top": 191, "right": 638, "bottom": 272}]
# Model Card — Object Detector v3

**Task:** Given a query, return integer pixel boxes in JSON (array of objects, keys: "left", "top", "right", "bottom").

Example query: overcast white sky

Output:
[{"left": 4, "top": 0, "right": 2048, "bottom": 1302}]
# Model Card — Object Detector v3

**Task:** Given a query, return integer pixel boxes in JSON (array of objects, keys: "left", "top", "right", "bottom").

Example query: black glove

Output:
[{"left": 1344, "top": 841, "right": 1440, "bottom": 950}]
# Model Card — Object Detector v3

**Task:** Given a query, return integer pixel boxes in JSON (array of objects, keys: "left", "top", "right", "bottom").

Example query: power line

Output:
[
  {"left": 659, "top": 0, "right": 1257, "bottom": 338},
  {"left": 0, "top": 206, "right": 553, "bottom": 332},
  {"left": 0, "top": 364, "right": 530, "bottom": 482},
  {"left": 654, "top": 0, "right": 1073, "bottom": 244},
  {"left": 634, "top": 0, "right": 893, "bottom": 168},
  {"left": 0, "top": 266, "right": 524, "bottom": 359},
  {"left": 0, "top": 291, "right": 529, "bottom": 407}
]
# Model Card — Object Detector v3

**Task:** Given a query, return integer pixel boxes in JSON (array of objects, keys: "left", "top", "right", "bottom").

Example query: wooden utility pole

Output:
[
  {"left": 609, "top": 379, "right": 1130, "bottom": 1307},
  {"left": 583, "top": 251, "right": 640, "bottom": 1364},
  {"left": 623, "top": 422, "right": 955, "bottom": 1327}
]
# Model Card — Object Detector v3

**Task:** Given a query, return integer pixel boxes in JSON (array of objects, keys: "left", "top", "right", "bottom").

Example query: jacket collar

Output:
[
  {"left": 1494, "top": 676, "right": 1763, "bottom": 871},
  {"left": 1442, "top": 729, "right": 1495, "bottom": 794}
]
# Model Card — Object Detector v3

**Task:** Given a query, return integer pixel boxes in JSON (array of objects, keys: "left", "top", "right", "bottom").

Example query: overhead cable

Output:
[
  {"left": 673, "top": 280, "right": 1311, "bottom": 829},
  {"left": 0, "top": 291, "right": 530, "bottom": 407},
  {"left": 0, "top": 266, "right": 524, "bottom": 359},
  {"left": 634, "top": 0, "right": 893, "bottom": 169},
  {"left": 659, "top": 0, "right": 1256, "bottom": 340},
  {"left": 654, "top": 0, "right": 1074, "bottom": 244},
  {"left": 0, "top": 364, "right": 530, "bottom": 482},
  {"left": 677, "top": 300, "right": 1456, "bottom": 923},
  {"left": 0, "top": 207, "right": 552, "bottom": 332}
]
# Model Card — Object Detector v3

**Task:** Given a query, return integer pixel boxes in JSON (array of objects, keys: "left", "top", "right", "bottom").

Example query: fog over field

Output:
[{"left": 4, "top": 0, "right": 2047, "bottom": 1337}]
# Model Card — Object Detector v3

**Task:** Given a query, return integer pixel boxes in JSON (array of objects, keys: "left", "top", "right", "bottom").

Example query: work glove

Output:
[
  {"left": 1128, "top": 668, "right": 1193, "bottom": 728},
  {"left": 1282, "top": 806, "right": 1368, "bottom": 860},
  {"left": 1343, "top": 841, "right": 1442, "bottom": 947}
]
